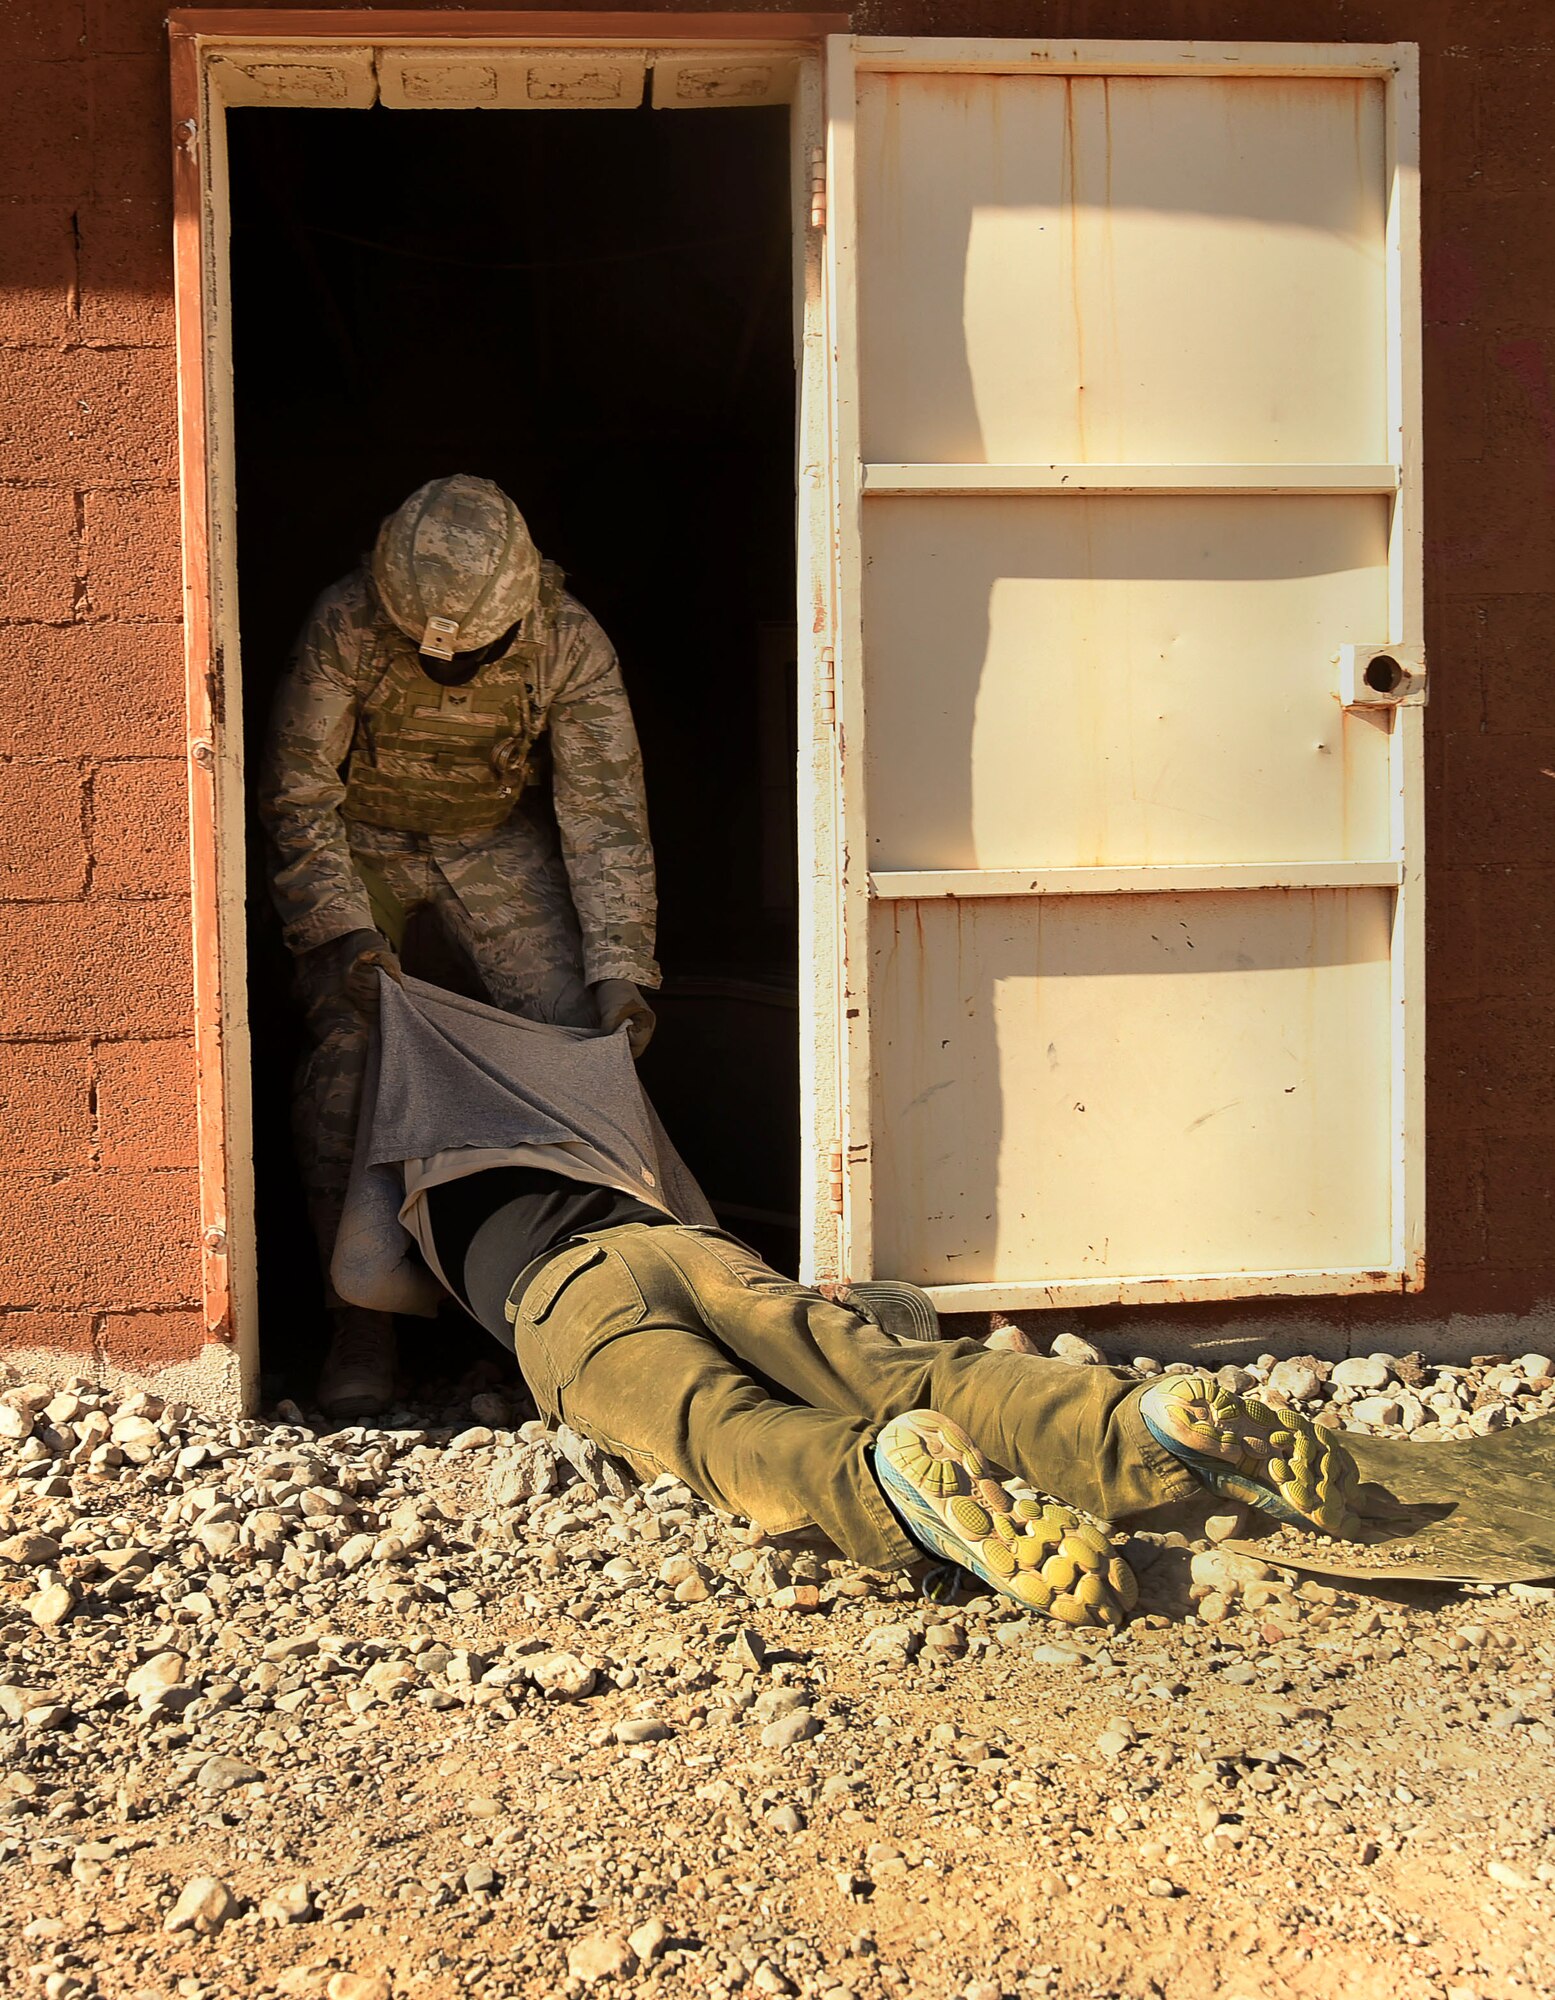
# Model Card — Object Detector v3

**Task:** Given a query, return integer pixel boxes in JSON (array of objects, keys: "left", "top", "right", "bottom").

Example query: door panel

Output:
[
  {"left": 824, "top": 37, "right": 1423, "bottom": 1307},
  {"left": 871, "top": 889, "right": 1394, "bottom": 1292},
  {"left": 856, "top": 72, "right": 1389, "bottom": 467},
  {"left": 862, "top": 494, "right": 1393, "bottom": 872}
]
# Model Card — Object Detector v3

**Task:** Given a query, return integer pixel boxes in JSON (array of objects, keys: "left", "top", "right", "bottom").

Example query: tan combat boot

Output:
[{"left": 316, "top": 1308, "right": 397, "bottom": 1420}]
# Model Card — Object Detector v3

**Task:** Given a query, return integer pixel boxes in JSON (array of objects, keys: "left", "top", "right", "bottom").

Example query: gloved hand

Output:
[
  {"left": 311, "top": 927, "right": 404, "bottom": 1018},
  {"left": 591, "top": 978, "right": 656, "bottom": 1058}
]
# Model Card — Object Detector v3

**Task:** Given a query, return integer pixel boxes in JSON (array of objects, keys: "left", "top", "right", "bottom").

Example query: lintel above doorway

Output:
[{"left": 167, "top": 11, "right": 851, "bottom": 42}]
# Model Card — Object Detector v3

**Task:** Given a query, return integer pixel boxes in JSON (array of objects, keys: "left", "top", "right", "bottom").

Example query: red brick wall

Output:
[
  {"left": 0, "top": 0, "right": 202, "bottom": 1375},
  {"left": 0, "top": 0, "right": 1551, "bottom": 1380}
]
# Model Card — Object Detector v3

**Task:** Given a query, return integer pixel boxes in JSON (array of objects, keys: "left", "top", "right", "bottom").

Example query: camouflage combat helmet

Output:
[{"left": 371, "top": 475, "right": 542, "bottom": 660}]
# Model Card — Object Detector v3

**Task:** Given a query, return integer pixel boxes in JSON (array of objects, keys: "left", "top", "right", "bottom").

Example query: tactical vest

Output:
[{"left": 340, "top": 563, "right": 565, "bottom": 837}]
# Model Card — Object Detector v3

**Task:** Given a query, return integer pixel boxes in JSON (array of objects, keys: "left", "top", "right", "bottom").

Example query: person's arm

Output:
[
  {"left": 257, "top": 582, "right": 379, "bottom": 955},
  {"left": 546, "top": 605, "right": 661, "bottom": 996}
]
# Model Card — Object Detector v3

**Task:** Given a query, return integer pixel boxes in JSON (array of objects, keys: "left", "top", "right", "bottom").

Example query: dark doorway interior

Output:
[{"left": 228, "top": 103, "right": 799, "bottom": 1401}]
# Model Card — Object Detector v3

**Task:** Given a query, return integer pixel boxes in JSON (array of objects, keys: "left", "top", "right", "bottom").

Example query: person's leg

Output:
[
  {"left": 292, "top": 832, "right": 430, "bottom": 1416},
  {"left": 667, "top": 1234, "right": 1360, "bottom": 1538},
  {"left": 630, "top": 1229, "right": 1197, "bottom": 1528},
  {"left": 514, "top": 1229, "right": 1137, "bottom": 1623},
  {"left": 431, "top": 814, "right": 597, "bottom": 1029},
  {"left": 291, "top": 959, "right": 370, "bottom": 1293},
  {"left": 506, "top": 1237, "right": 917, "bottom": 1569}
]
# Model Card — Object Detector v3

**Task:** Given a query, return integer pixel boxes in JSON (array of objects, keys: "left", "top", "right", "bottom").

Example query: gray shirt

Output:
[{"left": 332, "top": 975, "right": 713, "bottom": 1315}]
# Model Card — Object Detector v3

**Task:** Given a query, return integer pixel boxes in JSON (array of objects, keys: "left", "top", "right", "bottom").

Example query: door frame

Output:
[
  {"left": 168, "top": 10, "right": 845, "bottom": 1403},
  {"left": 823, "top": 36, "right": 1424, "bottom": 1311}
]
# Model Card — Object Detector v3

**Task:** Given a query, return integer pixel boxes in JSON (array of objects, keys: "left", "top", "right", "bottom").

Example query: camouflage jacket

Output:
[{"left": 258, "top": 566, "right": 658, "bottom": 987}]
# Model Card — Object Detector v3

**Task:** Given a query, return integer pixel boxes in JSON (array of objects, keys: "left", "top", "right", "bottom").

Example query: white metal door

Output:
[{"left": 822, "top": 36, "right": 1424, "bottom": 1312}]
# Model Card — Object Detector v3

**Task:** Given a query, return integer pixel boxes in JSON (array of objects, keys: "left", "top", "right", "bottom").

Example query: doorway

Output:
[{"left": 227, "top": 100, "right": 800, "bottom": 1397}]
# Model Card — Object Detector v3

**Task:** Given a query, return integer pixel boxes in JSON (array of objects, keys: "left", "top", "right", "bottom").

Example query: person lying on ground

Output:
[{"left": 330, "top": 976, "right": 1366, "bottom": 1633}]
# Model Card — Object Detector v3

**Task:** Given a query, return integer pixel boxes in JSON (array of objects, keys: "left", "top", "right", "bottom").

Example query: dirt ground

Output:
[{"left": 1, "top": 1347, "right": 1552, "bottom": 2000}]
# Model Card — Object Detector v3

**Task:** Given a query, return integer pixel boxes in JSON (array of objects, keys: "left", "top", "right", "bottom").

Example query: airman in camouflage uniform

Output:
[{"left": 259, "top": 475, "right": 659, "bottom": 1416}]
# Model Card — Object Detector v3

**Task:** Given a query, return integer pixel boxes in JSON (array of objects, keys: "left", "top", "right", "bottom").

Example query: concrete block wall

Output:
[{"left": 1, "top": 0, "right": 1552, "bottom": 1402}]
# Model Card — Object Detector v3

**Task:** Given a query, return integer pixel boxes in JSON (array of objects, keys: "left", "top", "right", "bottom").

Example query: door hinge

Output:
[
  {"left": 827, "top": 1145, "right": 844, "bottom": 1217},
  {"left": 808, "top": 147, "right": 827, "bottom": 231},
  {"left": 817, "top": 647, "right": 836, "bottom": 728}
]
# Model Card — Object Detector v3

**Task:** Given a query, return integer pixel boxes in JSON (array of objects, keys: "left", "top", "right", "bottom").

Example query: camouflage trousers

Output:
[{"left": 294, "top": 816, "right": 597, "bottom": 1296}]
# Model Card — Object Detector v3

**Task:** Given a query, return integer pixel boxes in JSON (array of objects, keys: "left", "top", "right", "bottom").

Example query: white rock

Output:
[
  {"left": 568, "top": 1932, "right": 638, "bottom": 1984},
  {"left": 1333, "top": 1357, "right": 1391, "bottom": 1391},
  {"left": 614, "top": 1717, "right": 673, "bottom": 1744},
  {"left": 628, "top": 1916, "right": 670, "bottom": 1964},
  {"left": 196, "top": 1755, "right": 263, "bottom": 1794},
  {"left": 29, "top": 1582, "right": 75, "bottom": 1629},
  {"left": 125, "top": 1653, "right": 186, "bottom": 1702},
  {"left": 985, "top": 1324, "right": 1044, "bottom": 1356},
  {"left": 1267, "top": 1360, "right": 1322, "bottom": 1402},
  {"left": 449, "top": 1425, "right": 494, "bottom": 1453},
  {"left": 110, "top": 1414, "right": 162, "bottom": 1453},
  {"left": 1517, "top": 1353, "right": 1554, "bottom": 1382},
  {"left": 326, "top": 1975, "right": 391, "bottom": 2000},
  {"left": 0, "top": 1684, "right": 62, "bottom": 1722},
  {"left": 1050, "top": 1332, "right": 1106, "bottom": 1365},
  {"left": 0, "top": 1531, "right": 61, "bottom": 1565},
  {"left": 163, "top": 1874, "right": 239, "bottom": 1935},
  {"left": 196, "top": 1518, "right": 241, "bottom": 1559},
  {"left": 1350, "top": 1396, "right": 1404, "bottom": 1427},
  {"left": 23, "top": 1701, "right": 72, "bottom": 1732},
  {"left": 529, "top": 1651, "right": 596, "bottom": 1701},
  {"left": 262, "top": 1635, "right": 318, "bottom": 1662},
  {"left": 488, "top": 1440, "right": 559, "bottom": 1508},
  {"left": 761, "top": 1710, "right": 821, "bottom": 1750},
  {"left": 555, "top": 1423, "right": 630, "bottom": 1498},
  {"left": 1190, "top": 1549, "right": 1273, "bottom": 1595},
  {"left": 362, "top": 1658, "right": 416, "bottom": 1701},
  {"left": 258, "top": 1880, "right": 314, "bottom": 1924},
  {"left": 863, "top": 1622, "right": 919, "bottom": 1658}
]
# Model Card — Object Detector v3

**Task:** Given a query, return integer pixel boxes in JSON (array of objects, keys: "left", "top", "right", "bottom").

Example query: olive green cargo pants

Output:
[{"left": 507, "top": 1224, "right": 1197, "bottom": 1570}]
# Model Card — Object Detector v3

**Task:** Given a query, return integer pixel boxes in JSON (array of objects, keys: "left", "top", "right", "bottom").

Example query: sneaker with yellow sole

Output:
[
  {"left": 1139, "top": 1371, "right": 1359, "bottom": 1535},
  {"left": 873, "top": 1408, "right": 1137, "bottom": 1629}
]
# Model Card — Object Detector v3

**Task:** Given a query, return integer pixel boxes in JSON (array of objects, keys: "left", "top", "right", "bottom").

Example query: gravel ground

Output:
[{"left": 2, "top": 1337, "right": 1554, "bottom": 2000}]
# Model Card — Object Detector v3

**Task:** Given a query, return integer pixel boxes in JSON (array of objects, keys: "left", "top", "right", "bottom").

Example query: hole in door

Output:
[{"left": 228, "top": 99, "right": 799, "bottom": 1403}]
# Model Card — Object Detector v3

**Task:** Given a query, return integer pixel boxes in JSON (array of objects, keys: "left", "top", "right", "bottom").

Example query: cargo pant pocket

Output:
[{"left": 509, "top": 1242, "right": 648, "bottom": 1417}]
